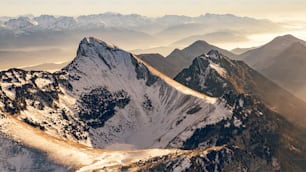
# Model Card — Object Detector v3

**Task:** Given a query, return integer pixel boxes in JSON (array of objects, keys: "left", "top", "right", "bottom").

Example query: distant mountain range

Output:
[
  {"left": 0, "top": 13, "right": 282, "bottom": 36},
  {"left": 0, "top": 13, "right": 286, "bottom": 70}
]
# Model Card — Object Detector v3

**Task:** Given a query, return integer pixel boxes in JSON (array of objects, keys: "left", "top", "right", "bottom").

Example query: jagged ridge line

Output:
[{"left": 132, "top": 54, "right": 217, "bottom": 103}]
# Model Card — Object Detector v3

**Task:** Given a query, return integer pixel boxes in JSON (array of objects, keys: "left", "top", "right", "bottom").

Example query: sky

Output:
[{"left": 0, "top": 0, "right": 306, "bottom": 21}]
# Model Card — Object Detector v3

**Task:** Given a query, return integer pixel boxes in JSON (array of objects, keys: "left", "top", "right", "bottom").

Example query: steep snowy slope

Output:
[
  {"left": 0, "top": 37, "right": 232, "bottom": 150},
  {"left": 1, "top": 113, "right": 258, "bottom": 172},
  {"left": 62, "top": 37, "right": 232, "bottom": 149},
  {"left": 0, "top": 114, "right": 195, "bottom": 171}
]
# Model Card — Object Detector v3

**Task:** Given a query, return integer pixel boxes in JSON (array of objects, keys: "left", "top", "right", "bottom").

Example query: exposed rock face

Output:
[
  {"left": 174, "top": 50, "right": 306, "bottom": 172},
  {"left": 175, "top": 50, "right": 306, "bottom": 129}
]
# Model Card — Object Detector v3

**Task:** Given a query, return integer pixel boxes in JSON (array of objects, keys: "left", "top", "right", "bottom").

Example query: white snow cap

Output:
[
  {"left": 80, "top": 37, "right": 117, "bottom": 50},
  {"left": 75, "top": 36, "right": 120, "bottom": 63}
]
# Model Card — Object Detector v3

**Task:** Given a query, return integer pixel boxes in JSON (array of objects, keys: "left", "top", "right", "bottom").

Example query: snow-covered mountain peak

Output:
[
  {"left": 70, "top": 36, "right": 133, "bottom": 74},
  {"left": 207, "top": 49, "right": 221, "bottom": 59},
  {"left": 80, "top": 37, "right": 117, "bottom": 50},
  {"left": 203, "top": 50, "right": 234, "bottom": 67},
  {"left": 192, "top": 50, "right": 224, "bottom": 65},
  {"left": 76, "top": 37, "right": 119, "bottom": 60},
  {"left": 174, "top": 51, "right": 233, "bottom": 97},
  {"left": 4, "top": 17, "right": 38, "bottom": 31}
]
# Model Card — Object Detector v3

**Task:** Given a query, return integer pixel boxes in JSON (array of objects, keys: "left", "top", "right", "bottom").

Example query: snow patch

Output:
[
  {"left": 209, "top": 63, "right": 227, "bottom": 77},
  {"left": 239, "top": 99, "right": 244, "bottom": 107},
  {"left": 35, "top": 78, "right": 53, "bottom": 90},
  {"left": 233, "top": 117, "right": 242, "bottom": 127},
  {"left": 169, "top": 101, "right": 232, "bottom": 148},
  {"left": 1, "top": 84, "right": 16, "bottom": 100},
  {"left": 77, "top": 149, "right": 176, "bottom": 172},
  {"left": 173, "top": 157, "right": 191, "bottom": 172}
]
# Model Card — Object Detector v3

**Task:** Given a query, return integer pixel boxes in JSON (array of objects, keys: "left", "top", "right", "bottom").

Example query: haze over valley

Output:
[{"left": 0, "top": 12, "right": 306, "bottom": 71}]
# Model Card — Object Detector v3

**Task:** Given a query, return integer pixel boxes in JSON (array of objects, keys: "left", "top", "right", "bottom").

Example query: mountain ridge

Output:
[
  {"left": 239, "top": 34, "right": 306, "bottom": 101},
  {"left": 175, "top": 50, "right": 306, "bottom": 128},
  {"left": 139, "top": 40, "right": 237, "bottom": 77},
  {"left": 239, "top": 34, "right": 306, "bottom": 69}
]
